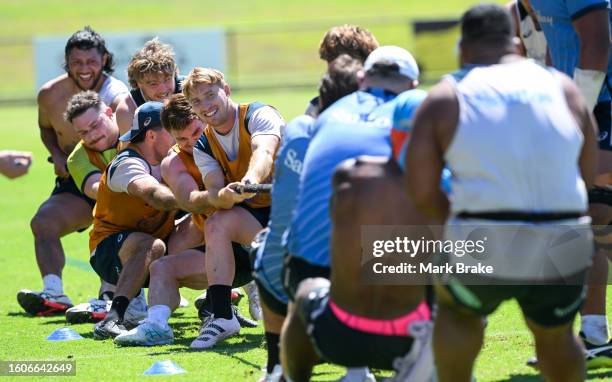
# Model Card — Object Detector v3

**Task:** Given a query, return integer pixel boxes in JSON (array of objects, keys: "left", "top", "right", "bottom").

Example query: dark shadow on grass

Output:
[
  {"left": 77, "top": 331, "right": 96, "bottom": 340},
  {"left": 40, "top": 318, "right": 71, "bottom": 325},
  {"left": 587, "top": 369, "right": 612, "bottom": 379},
  {"left": 147, "top": 333, "right": 264, "bottom": 356},
  {"left": 496, "top": 374, "right": 543, "bottom": 382},
  {"left": 7, "top": 311, "right": 32, "bottom": 317}
]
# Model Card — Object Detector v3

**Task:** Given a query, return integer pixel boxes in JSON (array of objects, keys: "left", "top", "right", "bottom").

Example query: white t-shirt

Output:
[
  {"left": 99, "top": 75, "right": 129, "bottom": 106},
  {"left": 107, "top": 156, "right": 161, "bottom": 193},
  {"left": 194, "top": 105, "right": 284, "bottom": 178}
]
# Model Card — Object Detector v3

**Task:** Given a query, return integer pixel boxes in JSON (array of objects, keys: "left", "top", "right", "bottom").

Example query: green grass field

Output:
[
  {"left": 2, "top": 1, "right": 612, "bottom": 381},
  {"left": 3, "top": 91, "right": 612, "bottom": 381}
]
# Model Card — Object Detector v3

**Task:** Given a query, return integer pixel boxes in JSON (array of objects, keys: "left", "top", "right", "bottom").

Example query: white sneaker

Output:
[
  {"left": 123, "top": 291, "right": 148, "bottom": 329},
  {"left": 114, "top": 319, "right": 174, "bottom": 346},
  {"left": 190, "top": 314, "right": 240, "bottom": 349},
  {"left": 17, "top": 289, "right": 73, "bottom": 316},
  {"left": 65, "top": 298, "right": 111, "bottom": 324},
  {"left": 258, "top": 364, "right": 283, "bottom": 382},
  {"left": 243, "top": 281, "right": 262, "bottom": 321}
]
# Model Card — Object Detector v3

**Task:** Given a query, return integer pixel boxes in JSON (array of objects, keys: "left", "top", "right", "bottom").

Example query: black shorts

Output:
[
  {"left": 51, "top": 175, "right": 95, "bottom": 208},
  {"left": 90, "top": 231, "right": 133, "bottom": 285},
  {"left": 196, "top": 242, "right": 253, "bottom": 288},
  {"left": 237, "top": 203, "right": 270, "bottom": 228},
  {"left": 595, "top": 100, "right": 612, "bottom": 151},
  {"left": 282, "top": 255, "right": 330, "bottom": 301},
  {"left": 444, "top": 276, "right": 587, "bottom": 327},
  {"left": 588, "top": 186, "right": 612, "bottom": 206},
  {"left": 298, "top": 286, "right": 429, "bottom": 371},
  {"left": 255, "top": 277, "right": 287, "bottom": 316}
]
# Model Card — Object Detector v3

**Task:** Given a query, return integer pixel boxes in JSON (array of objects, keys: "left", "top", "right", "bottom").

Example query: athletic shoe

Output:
[
  {"left": 243, "top": 281, "right": 263, "bottom": 321},
  {"left": 234, "top": 305, "right": 258, "bottom": 328},
  {"left": 114, "top": 319, "right": 174, "bottom": 347},
  {"left": 65, "top": 298, "right": 111, "bottom": 324},
  {"left": 199, "top": 303, "right": 257, "bottom": 328},
  {"left": 190, "top": 314, "right": 240, "bottom": 349},
  {"left": 193, "top": 289, "right": 244, "bottom": 311},
  {"left": 123, "top": 292, "right": 148, "bottom": 329},
  {"left": 258, "top": 364, "right": 283, "bottom": 382},
  {"left": 93, "top": 314, "right": 127, "bottom": 340},
  {"left": 17, "top": 289, "right": 73, "bottom": 316},
  {"left": 527, "top": 332, "right": 612, "bottom": 370},
  {"left": 582, "top": 332, "right": 612, "bottom": 369}
]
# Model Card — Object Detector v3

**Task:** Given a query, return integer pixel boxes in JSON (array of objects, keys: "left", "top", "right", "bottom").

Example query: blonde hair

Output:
[
  {"left": 127, "top": 38, "right": 177, "bottom": 89},
  {"left": 182, "top": 67, "right": 226, "bottom": 100}
]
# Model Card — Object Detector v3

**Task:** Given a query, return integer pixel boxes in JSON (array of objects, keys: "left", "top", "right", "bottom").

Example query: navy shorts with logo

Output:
[
  {"left": 90, "top": 231, "right": 133, "bottom": 285},
  {"left": 595, "top": 100, "right": 612, "bottom": 151}
]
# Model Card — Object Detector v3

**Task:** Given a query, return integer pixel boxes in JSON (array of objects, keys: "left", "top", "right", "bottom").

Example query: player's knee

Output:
[
  {"left": 204, "top": 211, "right": 231, "bottom": 237},
  {"left": 149, "top": 256, "right": 170, "bottom": 277},
  {"left": 30, "top": 211, "right": 57, "bottom": 237}
]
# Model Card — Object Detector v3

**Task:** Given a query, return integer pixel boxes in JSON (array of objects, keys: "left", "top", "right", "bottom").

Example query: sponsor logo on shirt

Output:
[{"left": 284, "top": 149, "right": 303, "bottom": 175}]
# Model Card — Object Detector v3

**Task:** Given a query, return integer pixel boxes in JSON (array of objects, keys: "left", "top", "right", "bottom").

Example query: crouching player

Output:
[
  {"left": 281, "top": 156, "right": 435, "bottom": 382},
  {"left": 251, "top": 54, "right": 362, "bottom": 381},
  {"left": 113, "top": 94, "right": 259, "bottom": 347},
  {"left": 90, "top": 101, "right": 179, "bottom": 339}
]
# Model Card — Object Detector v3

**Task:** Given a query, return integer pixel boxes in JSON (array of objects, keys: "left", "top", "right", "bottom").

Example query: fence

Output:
[{"left": 0, "top": 18, "right": 461, "bottom": 105}]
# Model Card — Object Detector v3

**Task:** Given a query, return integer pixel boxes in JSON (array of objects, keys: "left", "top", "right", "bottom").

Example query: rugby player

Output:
[
  {"left": 115, "top": 38, "right": 185, "bottom": 134},
  {"left": 284, "top": 45, "right": 425, "bottom": 302},
  {"left": 305, "top": 24, "right": 379, "bottom": 117},
  {"left": 282, "top": 156, "right": 434, "bottom": 382},
  {"left": 63, "top": 90, "right": 122, "bottom": 323},
  {"left": 113, "top": 94, "right": 261, "bottom": 347},
  {"left": 17, "top": 27, "right": 129, "bottom": 316},
  {"left": 90, "top": 101, "right": 179, "bottom": 339},
  {"left": 183, "top": 67, "right": 284, "bottom": 349},
  {"left": 251, "top": 54, "right": 362, "bottom": 381},
  {"left": 281, "top": 45, "right": 426, "bottom": 382},
  {"left": 404, "top": 5, "right": 598, "bottom": 381},
  {"left": 529, "top": 0, "right": 612, "bottom": 366}
]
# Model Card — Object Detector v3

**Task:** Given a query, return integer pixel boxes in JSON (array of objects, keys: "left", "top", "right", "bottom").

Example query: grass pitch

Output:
[
  {"left": 1, "top": 1, "right": 612, "bottom": 381},
  {"left": 2, "top": 90, "right": 612, "bottom": 381}
]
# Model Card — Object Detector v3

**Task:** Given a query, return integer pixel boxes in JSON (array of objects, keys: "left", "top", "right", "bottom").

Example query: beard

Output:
[{"left": 70, "top": 70, "right": 104, "bottom": 91}]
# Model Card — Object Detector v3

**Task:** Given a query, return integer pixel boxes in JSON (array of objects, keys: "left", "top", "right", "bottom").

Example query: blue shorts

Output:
[{"left": 251, "top": 229, "right": 288, "bottom": 315}]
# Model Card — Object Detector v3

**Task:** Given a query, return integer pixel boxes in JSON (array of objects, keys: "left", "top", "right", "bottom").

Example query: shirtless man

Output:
[
  {"left": 18, "top": 26, "right": 128, "bottom": 316},
  {"left": 281, "top": 157, "right": 434, "bottom": 382}
]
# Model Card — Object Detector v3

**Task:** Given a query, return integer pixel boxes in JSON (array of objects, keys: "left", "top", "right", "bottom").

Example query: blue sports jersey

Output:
[
  {"left": 253, "top": 115, "right": 315, "bottom": 303},
  {"left": 530, "top": 0, "right": 612, "bottom": 101},
  {"left": 287, "top": 88, "right": 426, "bottom": 267}
]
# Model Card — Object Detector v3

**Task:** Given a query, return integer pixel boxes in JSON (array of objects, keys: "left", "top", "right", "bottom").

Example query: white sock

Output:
[
  {"left": 42, "top": 274, "right": 63, "bottom": 295},
  {"left": 582, "top": 315, "right": 609, "bottom": 345},
  {"left": 147, "top": 305, "right": 171, "bottom": 327}
]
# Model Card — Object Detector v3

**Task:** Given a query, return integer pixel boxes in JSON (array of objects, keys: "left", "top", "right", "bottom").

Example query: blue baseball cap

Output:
[{"left": 119, "top": 101, "right": 164, "bottom": 142}]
